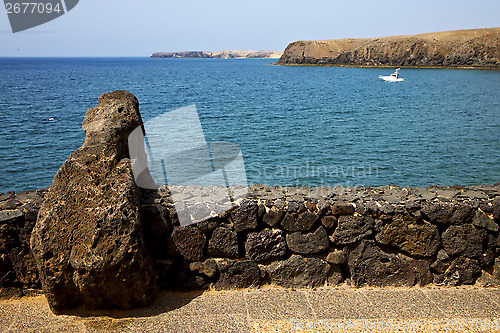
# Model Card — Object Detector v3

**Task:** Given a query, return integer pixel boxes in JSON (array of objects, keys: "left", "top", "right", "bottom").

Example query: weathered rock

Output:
[
  {"left": 0, "top": 210, "right": 24, "bottom": 224},
  {"left": 266, "top": 255, "right": 329, "bottom": 288},
  {"left": 245, "top": 229, "right": 287, "bottom": 261},
  {"left": 281, "top": 211, "right": 318, "bottom": 232},
  {"left": 442, "top": 224, "right": 486, "bottom": 258},
  {"left": 172, "top": 225, "right": 206, "bottom": 261},
  {"left": 30, "top": 91, "right": 157, "bottom": 313},
  {"left": 380, "top": 203, "right": 395, "bottom": 215},
  {"left": 189, "top": 259, "right": 218, "bottom": 278},
  {"left": 327, "top": 264, "right": 343, "bottom": 286},
  {"left": 208, "top": 227, "right": 238, "bottom": 258},
  {"left": 348, "top": 241, "right": 416, "bottom": 287},
  {"left": 421, "top": 201, "right": 473, "bottom": 225},
  {"left": 321, "top": 216, "right": 337, "bottom": 230},
  {"left": 375, "top": 214, "right": 440, "bottom": 257},
  {"left": 326, "top": 250, "right": 346, "bottom": 265},
  {"left": 493, "top": 197, "right": 500, "bottom": 221},
  {"left": 472, "top": 210, "right": 498, "bottom": 232},
  {"left": 413, "top": 259, "right": 433, "bottom": 286},
  {"left": 441, "top": 257, "right": 481, "bottom": 286},
  {"left": 231, "top": 200, "right": 258, "bottom": 232},
  {"left": 330, "top": 215, "right": 374, "bottom": 245},
  {"left": 141, "top": 205, "right": 171, "bottom": 237},
  {"left": 215, "top": 259, "right": 261, "bottom": 290},
  {"left": 286, "top": 226, "right": 329, "bottom": 254},
  {"left": 431, "top": 259, "right": 449, "bottom": 274},
  {"left": 262, "top": 208, "right": 285, "bottom": 227},
  {"left": 0, "top": 199, "right": 22, "bottom": 210},
  {"left": 437, "top": 249, "right": 450, "bottom": 261},
  {"left": 331, "top": 202, "right": 355, "bottom": 215}
]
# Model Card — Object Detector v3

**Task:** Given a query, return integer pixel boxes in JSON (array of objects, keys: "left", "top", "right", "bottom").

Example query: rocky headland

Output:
[
  {"left": 277, "top": 27, "right": 500, "bottom": 68},
  {"left": 151, "top": 50, "right": 283, "bottom": 59},
  {"left": 1, "top": 91, "right": 500, "bottom": 314}
]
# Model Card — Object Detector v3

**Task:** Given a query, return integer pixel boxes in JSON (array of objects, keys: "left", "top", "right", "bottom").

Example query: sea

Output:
[{"left": 0, "top": 57, "right": 499, "bottom": 193}]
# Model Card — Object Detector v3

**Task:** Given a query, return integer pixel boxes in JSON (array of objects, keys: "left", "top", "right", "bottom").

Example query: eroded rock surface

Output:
[{"left": 30, "top": 91, "right": 157, "bottom": 313}]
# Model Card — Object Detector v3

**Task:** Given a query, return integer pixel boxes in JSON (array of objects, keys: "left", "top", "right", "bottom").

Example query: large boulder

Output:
[
  {"left": 442, "top": 224, "right": 486, "bottom": 258},
  {"left": 245, "top": 229, "right": 287, "bottom": 261},
  {"left": 286, "top": 226, "right": 329, "bottom": 254},
  {"left": 375, "top": 214, "right": 440, "bottom": 257},
  {"left": 347, "top": 240, "right": 416, "bottom": 287},
  {"left": 208, "top": 227, "right": 239, "bottom": 258},
  {"left": 214, "top": 259, "right": 261, "bottom": 290},
  {"left": 330, "top": 215, "right": 374, "bottom": 245},
  {"left": 266, "top": 255, "right": 330, "bottom": 288},
  {"left": 30, "top": 91, "right": 157, "bottom": 313}
]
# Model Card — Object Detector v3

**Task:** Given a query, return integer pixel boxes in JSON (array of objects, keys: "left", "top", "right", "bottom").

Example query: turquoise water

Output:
[{"left": 0, "top": 58, "right": 499, "bottom": 192}]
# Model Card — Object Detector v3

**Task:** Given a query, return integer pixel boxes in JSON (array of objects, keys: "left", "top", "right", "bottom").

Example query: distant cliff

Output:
[
  {"left": 277, "top": 28, "right": 500, "bottom": 68},
  {"left": 151, "top": 50, "right": 283, "bottom": 59}
]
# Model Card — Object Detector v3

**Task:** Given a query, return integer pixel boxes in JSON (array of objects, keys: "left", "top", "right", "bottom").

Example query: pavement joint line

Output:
[
  {"left": 420, "top": 288, "right": 449, "bottom": 317},
  {"left": 243, "top": 289, "right": 251, "bottom": 325},
  {"left": 302, "top": 290, "right": 318, "bottom": 320}
]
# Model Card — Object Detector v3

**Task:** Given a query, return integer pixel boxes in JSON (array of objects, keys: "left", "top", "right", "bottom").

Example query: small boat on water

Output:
[{"left": 379, "top": 68, "right": 404, "bottom": 82}]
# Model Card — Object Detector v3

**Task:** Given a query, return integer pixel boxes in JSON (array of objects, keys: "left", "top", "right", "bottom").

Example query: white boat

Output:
[{"left": 379, "top": 68, "right": 404, "bottom": 82}]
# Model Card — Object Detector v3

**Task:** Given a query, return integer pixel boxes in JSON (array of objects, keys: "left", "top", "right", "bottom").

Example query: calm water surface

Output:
[{"left": 0, "top": 58, "right": 499, "bottom": 192}]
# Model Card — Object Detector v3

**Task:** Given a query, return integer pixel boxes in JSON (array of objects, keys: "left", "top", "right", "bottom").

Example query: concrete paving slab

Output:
[
  {"left": 304, "top": 287, "right": 382, "bottom": 319},
  {"left": 1, "top": 287, "right": 500, "bottom": 332},
  {"left": 360, "top": 288, "right": 445, "bottom": 319},
  {"left": 421, "top": 287, "right": 500, "bottom": 318},
  {"left": 245, "top": 288, "right": 315, "bottom": 321}
]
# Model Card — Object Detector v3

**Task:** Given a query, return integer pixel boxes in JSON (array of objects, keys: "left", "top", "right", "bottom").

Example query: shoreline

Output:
[{"left": 270, "top": 63, "right": 500, "bottom": 70}]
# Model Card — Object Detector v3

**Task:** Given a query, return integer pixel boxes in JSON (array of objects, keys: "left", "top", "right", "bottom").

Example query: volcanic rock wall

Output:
[{"left": 2, "top": 184, "right": 500, "bottom": 300}]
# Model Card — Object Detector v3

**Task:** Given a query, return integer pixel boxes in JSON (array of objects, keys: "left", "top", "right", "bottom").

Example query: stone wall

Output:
[{"left": 2, "top": 183, "right": 500, "bottom": 297}]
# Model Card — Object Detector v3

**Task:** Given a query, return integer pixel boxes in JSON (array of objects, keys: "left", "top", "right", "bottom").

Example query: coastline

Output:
[{"left": 270, "top": 63, "right": 500, "bottom": 70}]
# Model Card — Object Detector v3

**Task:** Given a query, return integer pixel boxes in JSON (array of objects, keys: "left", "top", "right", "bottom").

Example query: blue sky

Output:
[{"left": 1, "top": 0, "right": 499, "bottom": 57}]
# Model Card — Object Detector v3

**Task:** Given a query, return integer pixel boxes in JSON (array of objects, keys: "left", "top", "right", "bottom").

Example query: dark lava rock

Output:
[
  {"left": 442, "top": 224, "right": 486, "bottom": 258},
  {"left": 0, "top": 199, "right": 22, "bottom": 210},
  {"left": 286, "top": 202, "right": 306, "bottom": 214},
  {"left": 330, "top": 215, "right": 374, "bottom": 245},
  {"left": 326, "top": 250, "right": 346, "bottom": 265},
  {"left": 431, "top": 259, "right": 449, "bottom": 274},
  {"left": 348, "top": 240, "right": 416, "bottom": 287},
  {"left": 321, "top": 216, "right": 337, "bottom": 230},
  {"left": 172, "top": 225, "right": 206, "bottom": 261},
  {"left": 441, "top": 257, "right": 481, "bottom": 286},
  {"left": 472, "top": 210, "right": 498, "bottom": 232},
  {"left": 0, "top": 210, "right": 24, "bottom": 224},
  {"left": 215, "top": 259, "right": 261, "bottom": 290},
  {"left": 245, "top": 229, "right": 287, "bottom": 261},
  {"left": 375, "top": 214, "right": 440, "bottom": 257},
  {"left": 208, "top": 227, "right": 239, "bottom": 258},
  {"left": 231, "top": 200, "right": 258, "bottom": 232},
  {"left": 331, "top": 202, "right": 355, "bottom": 215},
  {"left": 413, "top": 259, "right": 433, "bottom": 286},
  {"left": 30, "top": 91, "right": 157, "bottom": 314},
  {"left": 286, "top": 226, "right": 329, "bottom": 254},
  {"left": 421, "top": 201, "right": 473, "bottom": 225},
  {"left": 266, "top": 255, "right": 329, "bottom": 288},
  {"left": 493, "top": 197, "right": 500, "bottom": 221},
  {"left": 281, "top": 211, "right": 318, "bottom": 232},
  {"left": 262, "top": 208, "right": 285, "bottom": 227},
  {"left": 189, "top": 259, "right": 218, "bottom": 278},
  {"left": 141, "top": 205, "right": 171, "bottom": 237},
  {"left": 327, "top": 265, "right": 344, "bottom": 286}
]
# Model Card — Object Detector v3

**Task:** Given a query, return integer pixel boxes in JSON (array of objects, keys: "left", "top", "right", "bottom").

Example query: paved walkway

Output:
[{"left": 1, "top": 286, "right": 500, "bottom": 332}]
